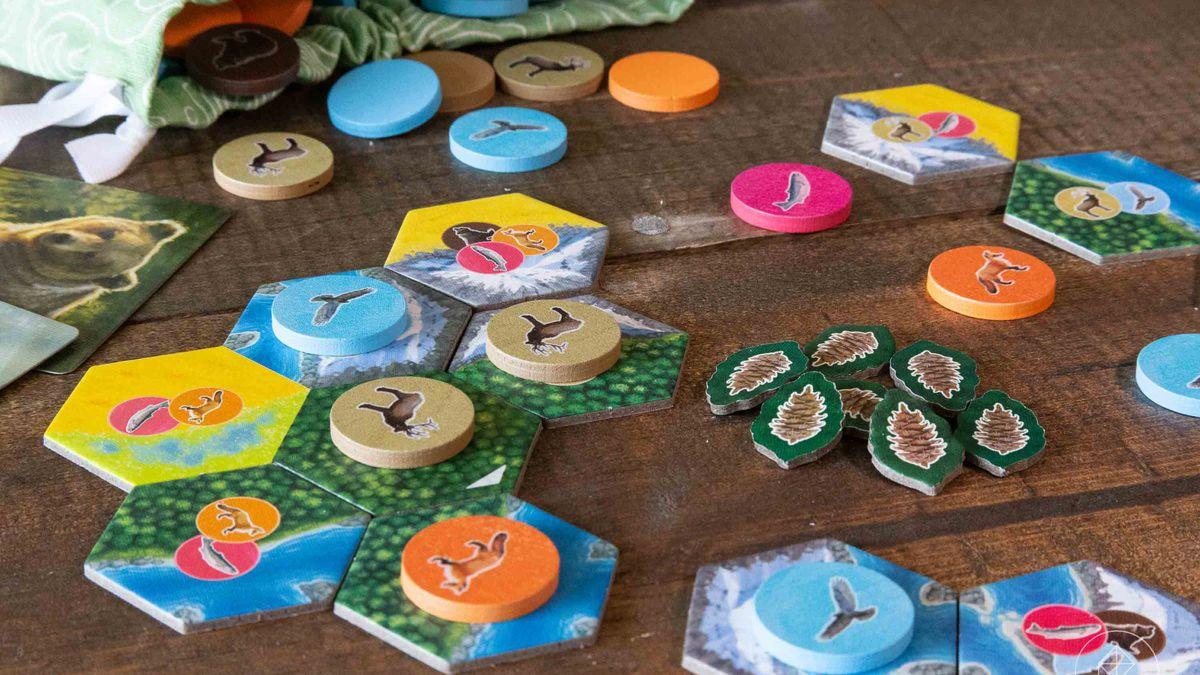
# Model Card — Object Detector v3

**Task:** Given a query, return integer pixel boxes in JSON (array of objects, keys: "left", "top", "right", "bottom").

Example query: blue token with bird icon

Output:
[
  {"left": 449, "top": 106, "right": 567, "bottom": 173},
  {"left": 1136, "top": 333, "right": 1200, "bottom": 417},
  {"left": 751, "top": 562, "right": 915, "bottom": 674},
  {"left": 271, "top": 275, "right": 408, "bottom": 356}
]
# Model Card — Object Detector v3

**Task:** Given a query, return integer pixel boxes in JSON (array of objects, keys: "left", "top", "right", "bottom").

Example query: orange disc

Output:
[
  {"left": 162, "top": 2, "right": 244, "bottom": 57},
  {"left": 400, "top": 515, "right": 559, "bottom": 623},
  {"left": 235, "top": 0, "right": 313, "bottom": 36},
  {"left": 608, "top": 51, "right": 719, "bottom": 113},
  {"left": 926, "top": 245, "right": 1055, "bottom": 320},
  {"left": 195, "top": 496, "right": 281, "bottom": 543}
]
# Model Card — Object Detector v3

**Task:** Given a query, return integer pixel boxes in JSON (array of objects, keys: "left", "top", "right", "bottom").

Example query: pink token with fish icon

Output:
[
  {"left": 730, "top": 163, "right": 853, "bottom": 233},
  {"left": 109, "top": 396, "right": 179, "bottom": 436},
  {"left": 174, "top": 534, "right": 261, "bottom": 581},
  {"left": 1022, "top": 605, "right": 1107, "bottom": 656},
  {"left": 456, "top": 241, "right": 524, "bottom": 274}
]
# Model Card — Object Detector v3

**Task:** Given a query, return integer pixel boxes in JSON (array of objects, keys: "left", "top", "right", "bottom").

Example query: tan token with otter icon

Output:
[
  {"left": 400, "top": 514, "right": 560, "bottom": 623},
  {"left": 329, "top": 376, "right": 474, "bottom": 469},
  {"left": 213, "top": 132, "right": 333, "bottom": 201},
  {"left": 485, "top": 299, "right": 621, "bottom": 385},
  {"left": 493, "top": 41, "right": 605, "bottom": 102}
]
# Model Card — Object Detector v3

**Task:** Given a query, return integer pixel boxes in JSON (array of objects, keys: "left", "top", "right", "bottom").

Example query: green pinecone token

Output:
[
  {"left": 833, "top": 379, "right": 889, "bottom": 437},
  {"left": 890, "top": 339, "right": 979, "bottom": 414},
  {"left": 707, "top": 341, "right": 809, "bottom": 415},
  {"left": 955, "top": 390, "right": 1046, "bottom": 477},
  {"left": 803, "top": 324, "right": 895, "bottom": 378},
  {"left": 751, "top": 372, "right": 844, "bottom": 469},
  {"left": 868, "top": 390, "right": 964, "bottom": 495}
]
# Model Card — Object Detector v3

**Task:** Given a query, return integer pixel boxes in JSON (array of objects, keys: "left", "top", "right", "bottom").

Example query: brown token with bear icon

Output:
[{"left": 185, "top": 23, "right": 300, "bottom": 96}]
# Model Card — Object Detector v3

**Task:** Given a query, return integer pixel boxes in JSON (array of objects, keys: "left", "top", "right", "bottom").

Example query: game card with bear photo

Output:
[{"left": 0, "top": 168, "right": 229, "bottom": 373}]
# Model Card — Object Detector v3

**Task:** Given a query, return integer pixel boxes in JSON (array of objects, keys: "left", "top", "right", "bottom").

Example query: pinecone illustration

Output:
[
  {"left": 811, "top": 331, "right": 879, "bottom": 367},
  {"left": 972, "top": 403, "right": 1028, "bottom": 455},
  {"left": 769, "top": 384, "right": 827, "bottom": 445},
  {"left": 907, "top": 350, "right": 962, "bottom": 397},
  {"left": 727, "top": 351, "right": 792, "bottom": 395},
  {"left": 839, "top": 387, "right": 882, "bottom": 422},
  {"left": 886, "top": 402, "right": 947, "bottom": 468}
]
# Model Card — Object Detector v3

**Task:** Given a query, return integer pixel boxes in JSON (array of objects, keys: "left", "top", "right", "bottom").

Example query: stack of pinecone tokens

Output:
[{"left": 705, "top": 325, "right": 1047, "bottom": 495}]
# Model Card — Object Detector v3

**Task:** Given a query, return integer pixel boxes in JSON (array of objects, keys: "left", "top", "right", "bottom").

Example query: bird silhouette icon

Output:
[
  {"left": 309, "top": 288, "right": 374, "bottom": 326},
  {"left": 817, "top": 577, "right": 877, "bottom": 641},
  {"left": 469, "top": 120, "right": 548, "bottom": 140}
]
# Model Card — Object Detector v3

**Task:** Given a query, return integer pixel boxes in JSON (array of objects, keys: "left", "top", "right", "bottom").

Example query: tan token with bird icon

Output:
[
  {"left": 485, "top": 299, "right": 621, "bottom": 385},
  {"left": 329, "top": 376, "right": 474, "bottom": 469},
  {"left": 213, "top": 132, "right": 333, "bottom": 201},
  {"left": 406, "top": 50, "right": 496, "bottom": 112},
  {"left": 493, "top": 41, "right": 605, "bottom": 102}
]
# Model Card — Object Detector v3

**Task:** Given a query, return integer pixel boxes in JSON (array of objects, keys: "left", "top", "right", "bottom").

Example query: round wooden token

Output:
[
  {"left": 1136, "top": 334, "right": 1200, "bottom": 417},
  {"left": 213, "top": 132, "right": 333, "bottom": 200},
  {"left": 271, "top": 276, "right": 408, "bottom": 356},
  {"left": 327, "top": 59, "right": 442, "bottom": 138},
  {"left": 330, "top": 376, "right": 474, "bottom": 468},
  {"left": 420, "top": 0, "right": 528, "bottom": 18},
  {"left": 400, "top": 514, "right": 559, "bottom": 623},
  {"left": 406, "top": 51, "right": 495, "bottom": 113},
  {"left": 163, "top": 2, "right": 244, "bottom": 58},
  {"left": 608, "top": 51, "right": 719, "bottom": 113},
  {"left": 485, "top": 299, "right": 621, "bottom": 384},
  {"left": 751, "top": 562, "right": 914, "bottom": 673},
  {"left": 448, "top": 106, "right": 567, "bottom": 173},
  {"left": 235, "top": 0, "right": 313, "bottom": 35},
  {"left": 730, "top": 163, "right": 853, "bottom": 233},
  {"left": 493, "top": 41, "right": 605, "bottom": 102},
  {"left": 926, "top": 245, "right": 1055, "bottom": 320},
  {"left": 185, "top": 23, "right": 300, "bottom": 96}
]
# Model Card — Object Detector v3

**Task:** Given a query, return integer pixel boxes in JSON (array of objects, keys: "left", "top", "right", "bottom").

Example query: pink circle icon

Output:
[
  {"left": 456, "top": 241, "right": 524, "bottom": 274},
  {"left": 1022, "top": 605, "right": 1107, "bottom": 656},
  {"left": 918, "top": 111, "right": 976, "bottom": 138},
  {"left": 174, "top": 535, "right": 260, "bottom": 581},
  {"left": 108, "top": 396, "right": 178, "bottom": 436},
  {"left": 730, "top": 163, "right": 852, "bottom": 233}
]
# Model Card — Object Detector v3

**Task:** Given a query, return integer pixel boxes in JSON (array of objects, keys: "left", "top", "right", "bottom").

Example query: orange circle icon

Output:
[
  {"left": 400, "top": 515, "right": 559, "bottom": 623},
  {"left": 927, "top": 245, "right": 1055, "bottom": 320},
  {"left": 608, "top": 52, "right": 719, "bottom": 113},
  {"left": 169, "top": 387, "right": 243, "bottom": 426},
  {"left": 491, "top": 224, "right": 559, "bottom": 256},
  {"left": 196, "top": 496, "right": 281, "bottom": 543}
]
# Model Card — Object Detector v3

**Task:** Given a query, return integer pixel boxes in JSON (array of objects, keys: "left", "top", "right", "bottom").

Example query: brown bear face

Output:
[{"left": 26, "top": 216, "right": 183, "bottom": 285}]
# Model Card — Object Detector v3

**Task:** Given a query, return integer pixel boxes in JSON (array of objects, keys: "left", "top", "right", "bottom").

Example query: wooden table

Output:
[{"left": 4, "top": 1, "right": 1200, "bottom": 671}]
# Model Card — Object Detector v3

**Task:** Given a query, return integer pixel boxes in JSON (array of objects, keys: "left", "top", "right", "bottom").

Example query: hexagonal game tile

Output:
[
  {"left": 821, "top": 83, "right": 1019, "bottom": 185},
  {"left": 273, "top": 372, "right": 541, "bottom": 516},
  {"left": 448, "top": 294, "right": 687, "bottom": 427},
  {"left": 84, "top": 464, "right": 369, "bottom": 634},
  {"left": 383, "top": 193, "right": 608, "bottom": 310},
  {"left": 682, "top": 538, "right": 955, "bottom": 674},
  {"left": 1004, "top": 151, "right": 1200, "bottom": 264},
  {"left": 334, "top": 494, "right": 617, "bottom": 673},
  {"left": 224, "top": 267, "right": 470, "bottom": 388},
  {"left": 44, "top": 347, "right": 308, "bottom": 491},
  {"left": 959, "top": 560, "right": 1200, "bottom": 673}
]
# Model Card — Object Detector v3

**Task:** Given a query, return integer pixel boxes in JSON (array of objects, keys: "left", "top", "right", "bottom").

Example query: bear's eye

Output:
[
  {"left": 95, "top": 228, "right": 116, "bottom": 240},
  {"left": 46, "top": 233, "right": 73, "bottom": 244}
]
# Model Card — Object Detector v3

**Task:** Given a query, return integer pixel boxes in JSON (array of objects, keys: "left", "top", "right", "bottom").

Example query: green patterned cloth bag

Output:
[{"left": 0, "top": 0, "right": 692, "bottom": 182}]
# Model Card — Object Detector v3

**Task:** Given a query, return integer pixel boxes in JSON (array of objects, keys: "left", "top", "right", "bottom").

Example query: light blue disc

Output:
[
  {"left": 328, "top": 60, "right": 441, "bottom": 138},
  {"left": 421, "top": 0, "right": 528, "bottom": 18},
  {"left": 751, "top": 562, "right": 914, "bottom": 674},
  {"left": 1107, "top": 181, "right": 1171, "bottom": 215},
  {"left": 448, "top": 106, "right": 567, "bottom": 173},
  {"left": 1136, "top": 333, "right": 1200, "bottom": 417},
  {"left": 271, "top": 276, "right": 408, "bottom": 356}
]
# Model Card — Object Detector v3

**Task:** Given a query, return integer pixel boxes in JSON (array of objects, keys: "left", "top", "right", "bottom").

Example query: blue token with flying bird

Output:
[
  {"left": 271, "top": 275, "right": 408, "bottom": 356},
  {"left": 448, "top": 106, "right": 567, "bottom": 173}
]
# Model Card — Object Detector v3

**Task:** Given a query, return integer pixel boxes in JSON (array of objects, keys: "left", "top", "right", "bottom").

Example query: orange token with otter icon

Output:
[
  {"left": 400, "top": 515, "right": 559, "bottom": 623},
  {"left": 927, "top": 245, "right": 1055, "bottom": 320}
]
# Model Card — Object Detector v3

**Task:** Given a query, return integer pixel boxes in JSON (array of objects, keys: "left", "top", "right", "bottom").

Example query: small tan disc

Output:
[
  {"left": 330, "top": 376, "right": 474, "bottom": 469},
  {"left": 406, "top": 50, "right": 496, "bottom": 113},
  {"left": 493, "top": 41, "right": 605, "bottom": 102},
  {"left": 213, "top": 132, "right": 333, "bottom": 201},
  {"left": 485, "top": 299, "right": 621, "bottom": 385}
]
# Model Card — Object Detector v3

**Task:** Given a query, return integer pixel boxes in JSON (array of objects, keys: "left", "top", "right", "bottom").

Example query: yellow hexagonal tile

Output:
[
  {"left": 44, "top": 347, "right": 308, "bottom": 491},
  {"left": 384, "top": 193, "right": 608, "bottom": 309}
]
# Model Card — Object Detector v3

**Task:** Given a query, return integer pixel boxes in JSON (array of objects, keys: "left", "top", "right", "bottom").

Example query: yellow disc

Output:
[
  {"left": 213, "top": 132, "right": 333, "bottom": 201},
  {"left": 485, "top": 299, "right": 621, "bottom": 385},
  {"left": 1053, "top": 186, "right": 1122, "bottom": 221},
  {"left": 493, "top": 41, "right": 604, "bottom": 102},
  {"left": 329, "top": 376, "right": 474, "bottom": 468},
  {"left": 871, "top": 116, "right": 933, "bottom": 144}
]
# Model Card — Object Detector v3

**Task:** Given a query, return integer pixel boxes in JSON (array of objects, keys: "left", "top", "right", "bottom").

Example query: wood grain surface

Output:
[{"left": 3, "top": 0, "right": 1200, "bottom": 671}]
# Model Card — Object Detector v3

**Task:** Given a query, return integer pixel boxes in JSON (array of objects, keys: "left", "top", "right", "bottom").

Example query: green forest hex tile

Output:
[
  {"left": 706, "top": 341, "right": 809, "bottom": 415},
  {"left": 274, "top": 372, "right": 541, "bottom": 515},
  {"left": 225, "top": 267, "right": 470, "bottom": 389},
  {"left": 955, "top": 389, "right": 1046, "bottom": 477},
  {"left": 868, "top": 390, "right": 964, "bottom": 496},
  {"left": 334, "top": 494, "right": 618, "bottom": 673},
  {"left": 890, "top": 339, "right": 979, "bottom": 415},
  {"left": 682, "top": 538, "right": 955, "bottom": 674},
  {"left": 833, "top": 378, "right": 889, "bottom": 437},
  {"left": 959, "top": 561, "right": 1200, "bottom": 673},
  {"left": 448, "top": 295, "right": 687, "bottom": 427},
  {"left": 750, "top": 372, "right": 844, "bottom": 469},
  {"left": 84, "top": 464, "right": 369, "bottom": 634},
  {"left": 43, "top": 347, "right": 308, "bottom": 491},
  {"left": 1004, "top": 152, "right": 1200, "bottom": 265},
  {"left": 803, "top": 324, "right": 895, "bottom": 380}
]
